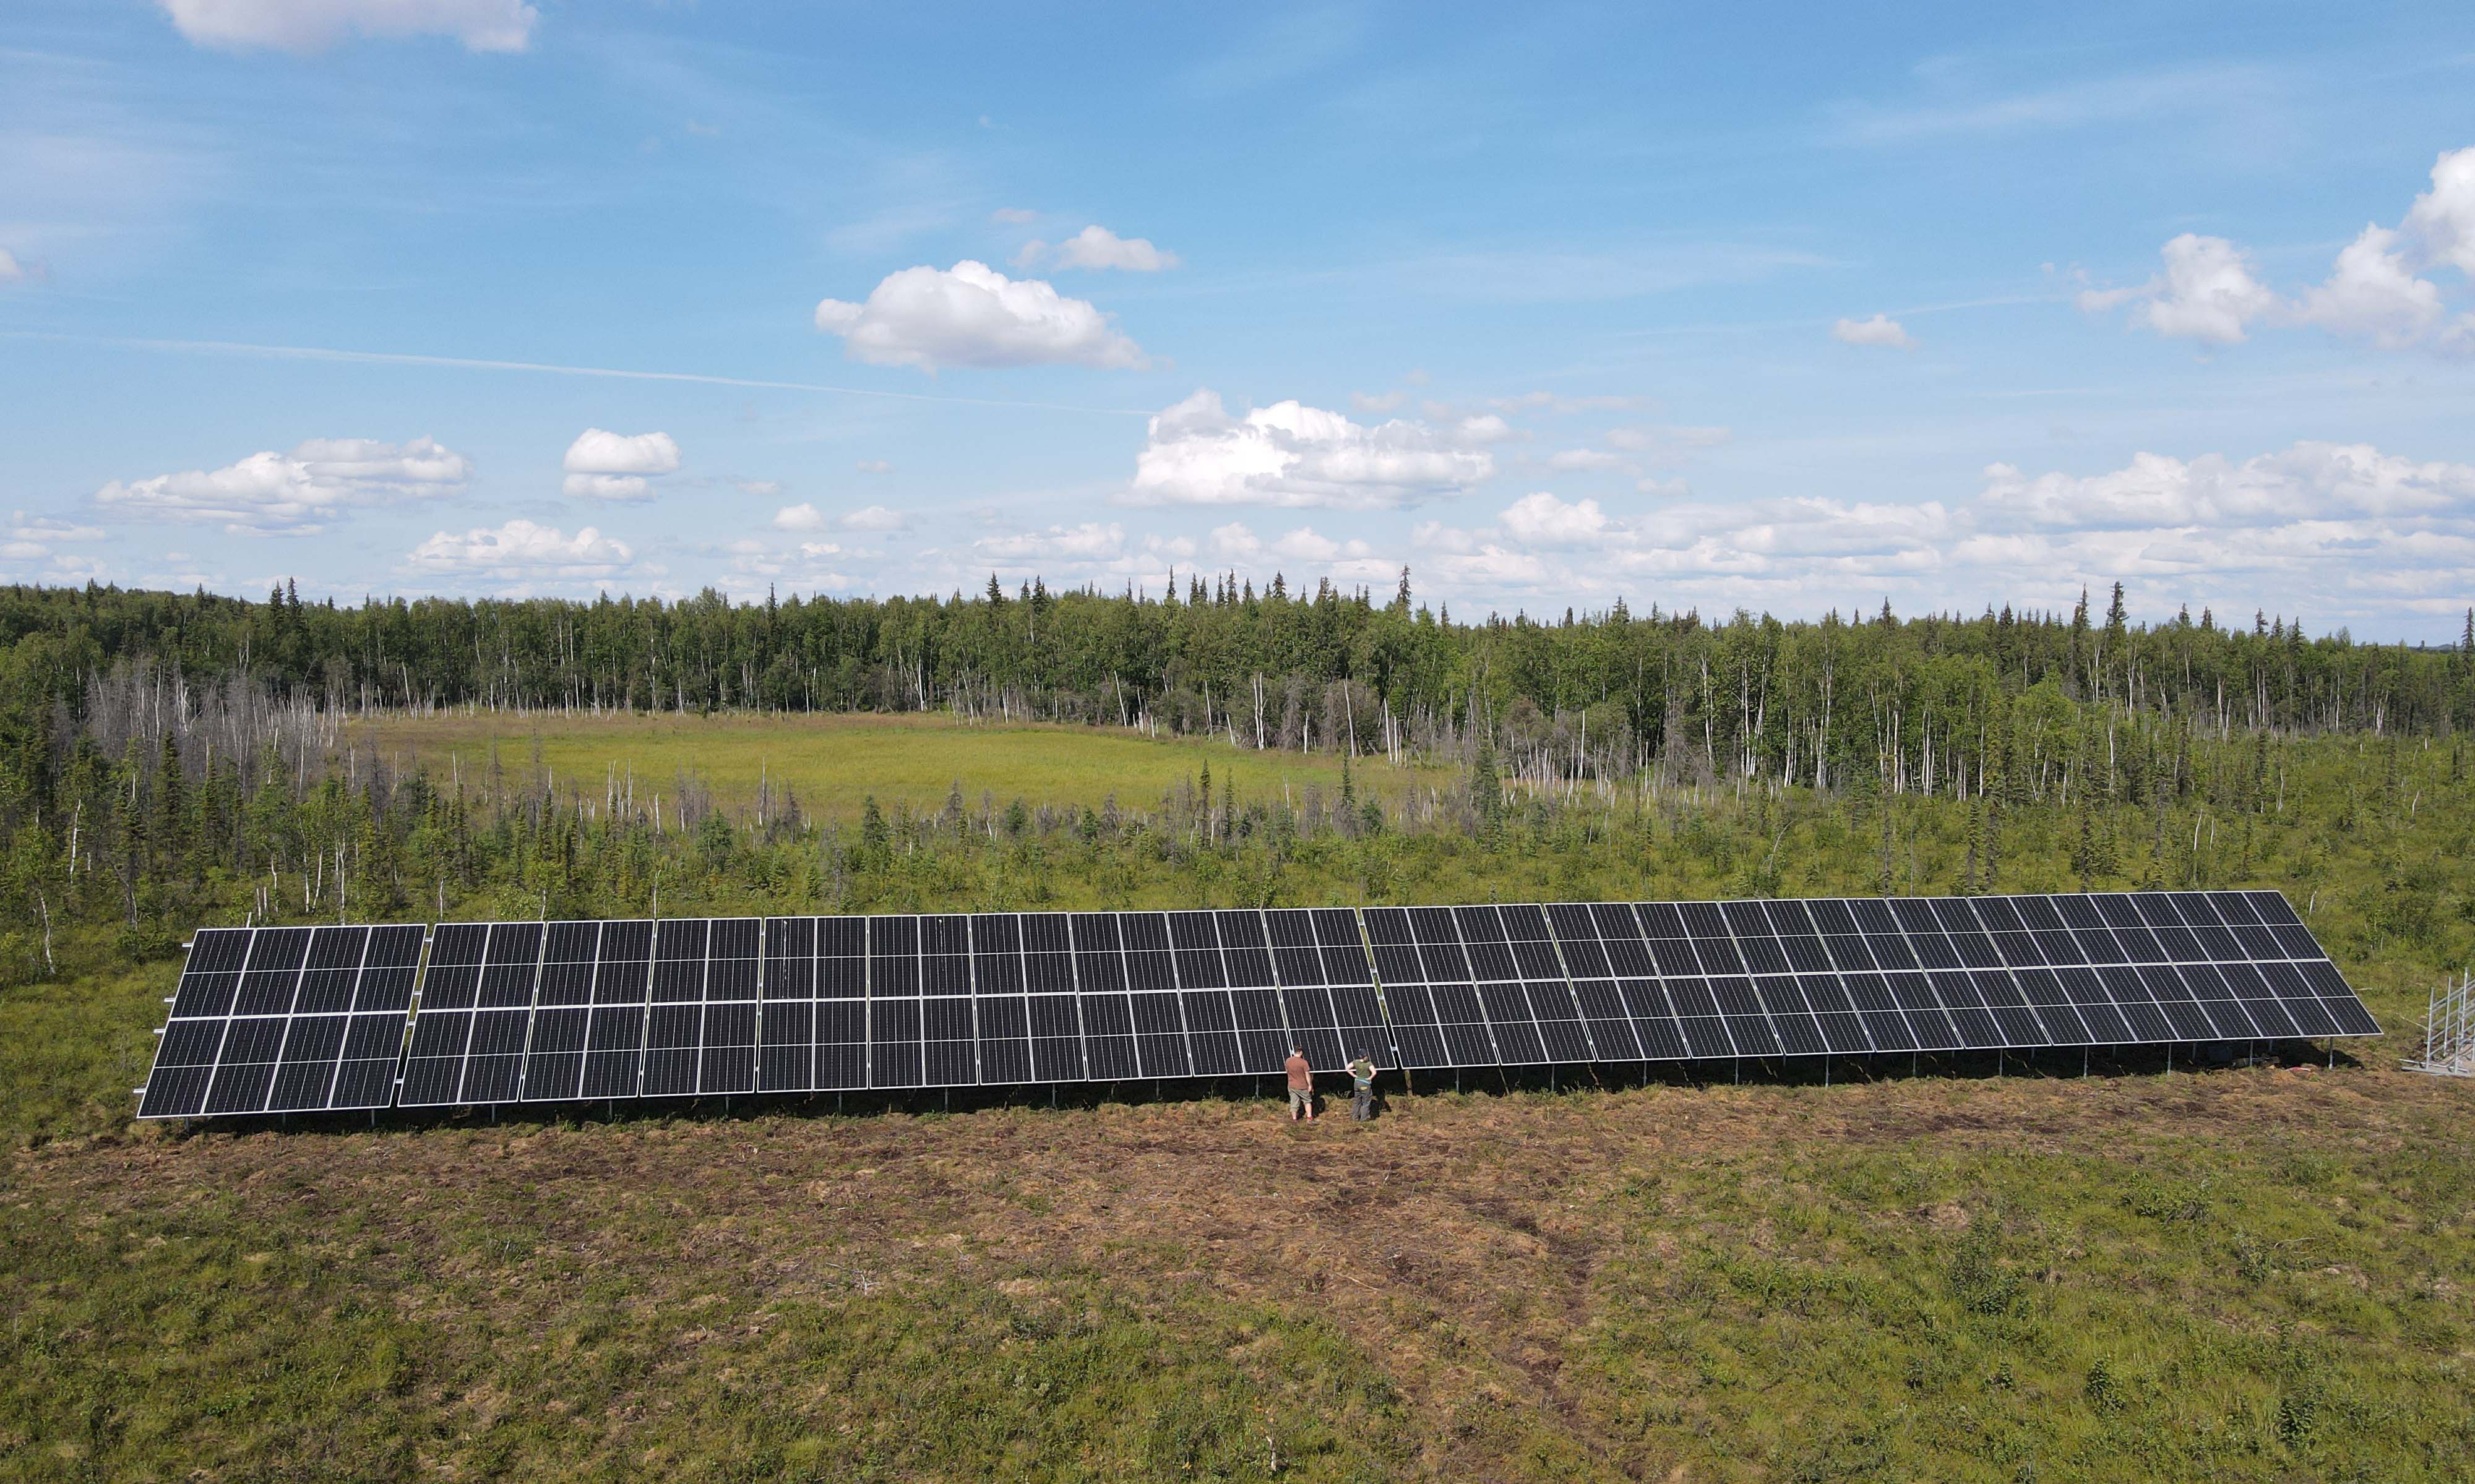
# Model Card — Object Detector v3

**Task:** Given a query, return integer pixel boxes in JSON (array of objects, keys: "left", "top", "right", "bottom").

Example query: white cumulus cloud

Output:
[
  {"left": 2077, "top": 233, "right": 2278, "bottom": 345},
  {"left": 561, "top": 428, "right": 679, "bottom": 502},
  {"left": 813, "top": 260, "right": 1145, "bottom": 371},
  {"left": 1016, "top": 225, "right": 1180, "bottom": 273},
  {"left": 95, "top": 436, "right": 470, "bottom": 534},
  {"left": 1390, "top": 439, "right": 2473, "bottom": 626},
  {"left": 2296, "top": 225, "right": 2445, "bottom": 350},
  {"left": 1208, "top": 523, "right": 1374, "bottom": 567},
  {"left": 963, "top": 521, "right": 1199, "bottom": 585},
  {"left": 157, "top": 0, "right": 537, "bottom": 53},
  {"left": 2, "top": 510, "right": 108, "bottom": 579},
  {"left": 2081, "top": 147, "right": 2475, "bottom": 353},
  {"left": 1547, "top": 448, "right": 1622, "bottom": 471},
  {"left": 408, "top": 519, "right": 632, "bottom": 581},
  {"left": 1981, "top": 441, "right": 2473, "bottom": 530},
  {"left": 11, "top": 513, "right": 105, "bottom": 545},
  {"left": 2406, "top": 146, "right": 2475, "bottom": 277},
  {"left": 1606, "top": 424, "right": 1731, "bottom": 460},
  {"left": 1500, "top": 491, "right": 1611, "bottom": 544},
  {"left": 777, "top": 502, "right": 906, "bottom": 534},
  {"left": 1127, "top": 389, "right": 1497, "bottom": 510},
  {"left": 977, "top": 521, "right": 1127, "bottom": 563},
  {"left": 1832, "top": 313, "right": 1915, "bottom": 348},
  {"left": 842, "top": 504, "right": 908, "bottom": 532}
]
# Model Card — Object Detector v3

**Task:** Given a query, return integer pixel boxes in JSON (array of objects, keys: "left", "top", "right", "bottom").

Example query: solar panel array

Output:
[
  {"left": 138, "top": 891, "right": 2381, "bottom": 1117},
  {"left": 137, "top": 924, "right": 426, "bottom": 1118}
]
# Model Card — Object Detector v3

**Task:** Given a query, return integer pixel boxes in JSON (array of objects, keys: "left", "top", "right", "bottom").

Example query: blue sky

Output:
[{"left": 4, "top": 1, "right": 2472, "bottom": 638}]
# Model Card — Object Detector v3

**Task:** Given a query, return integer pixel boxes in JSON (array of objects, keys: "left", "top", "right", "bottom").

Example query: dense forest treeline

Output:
[
  {"left": 3, "top": 578, "right": 2471, "bottom": 796},
  {"left": 0, "top": 580, "right": 2469, "bottom": 1001}
]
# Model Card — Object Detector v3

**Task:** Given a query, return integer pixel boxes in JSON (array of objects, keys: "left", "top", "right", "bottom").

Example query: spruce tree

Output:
[
  {"left": 155, "top": 734, "right": 187, "bottom": 872},
  {"left": 1470, "top": 740, "right": 1500, "bottom": 837}
]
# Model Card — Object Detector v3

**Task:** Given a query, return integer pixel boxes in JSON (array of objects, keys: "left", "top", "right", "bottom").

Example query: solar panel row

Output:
[
  {"left": 136, "top": 891, "right": 2380, "bottom": 1117},
  {"left": 136, "top": 924, "right": 424, "bottom": 1118},
  {"left": 403, "top": 907, "right": 1382, "bottom": 1104},
  {"left": 1362, "top": 890, "right": 2377, "bottom": 1073}
]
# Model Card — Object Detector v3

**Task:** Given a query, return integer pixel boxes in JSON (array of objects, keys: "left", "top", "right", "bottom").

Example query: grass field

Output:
[
  {"left": 6, "top": 959, "right": 2471, "bottom": 1482},
  {"left": 351, "top": 711, "right": 1452, "bottom": 823},
  {"left": 6, "top": 720, "right": 2473, "bottom": 1481}
]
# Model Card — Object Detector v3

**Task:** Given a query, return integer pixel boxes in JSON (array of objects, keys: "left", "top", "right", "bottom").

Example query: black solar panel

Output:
[
  {"left": 1263, "top": 907, "right": 1383, "bottom": 1074},
  {"left": 699, "top": 918, "right": 762, "bottom": 1096},
  {"left": 969, "top": 913, "right": 1034, "bottom": 1086},
  {"left": 1161, "top": 910, "right": 1235, "bottom": 1077},
  {"left": 1363, "top": 906, "right": 1471, "bottom": 1070},
  {"left": 582, "top": 918, "right": 656, "bottom": 1098},
  {"left": 139, "top": 891, "right": 2382, "bottom": 1117},
  {"left": 1121, "top": 912, "right": 1192, "bottom": 1079},
  {"left": 139, "top": 924, "right": 427, "bottom": 1119},
  {"left": 1025, "top": 912, "right": 1086, "bottom": 1081},
  {"left": 867, "top": 916, "right": 924, "bottom": 1089},
  {"left": 644, "top": 917, "right": 710, "bottom": 1098},
  {"left": 398, "top": 923, "right": 478, "bottom": 1105},
  {"left": 759, "top": 916, "right": 818, "bottom": 1094},
  {"left": 1067, "top": 912, "right": 1137, "bottom": 1081},
  {"left": 520, "top": 920, "right": 603, "bottom": 1102}
]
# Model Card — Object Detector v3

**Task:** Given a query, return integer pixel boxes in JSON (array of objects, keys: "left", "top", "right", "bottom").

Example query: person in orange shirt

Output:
[{"left": 1282, "top": 1045, "right": 1315, "bottom": 1121}]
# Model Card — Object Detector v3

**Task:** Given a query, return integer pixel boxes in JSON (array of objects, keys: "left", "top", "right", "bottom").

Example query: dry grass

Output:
[
  {"left": 9, "top": 1059, "right": 2471, "bottom": 1481},
  {"left": 348, "top": 710, "right": 1450, "bottom": 823}
]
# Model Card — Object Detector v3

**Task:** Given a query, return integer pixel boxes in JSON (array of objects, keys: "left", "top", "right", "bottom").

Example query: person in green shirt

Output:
[{"left": 1346, "top": 1049, "right": 1379, "bottom": 1122}]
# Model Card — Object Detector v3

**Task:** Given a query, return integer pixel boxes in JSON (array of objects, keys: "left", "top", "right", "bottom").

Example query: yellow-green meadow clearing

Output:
[{"left": 352, "top": 710, "right": 1453, "bottom": 820}]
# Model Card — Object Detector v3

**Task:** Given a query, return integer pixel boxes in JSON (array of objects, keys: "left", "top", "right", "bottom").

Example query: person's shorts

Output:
[{"left": 1288, "top": 1087, "right": 1312, "bottom": 1113}]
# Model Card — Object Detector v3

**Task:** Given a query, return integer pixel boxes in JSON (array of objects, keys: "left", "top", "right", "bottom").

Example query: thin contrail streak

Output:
[{"left": 4, "top": 330, "right": 1158, "bottom": 417}]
